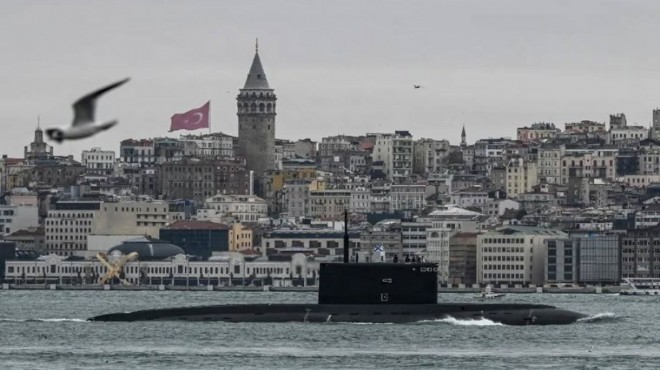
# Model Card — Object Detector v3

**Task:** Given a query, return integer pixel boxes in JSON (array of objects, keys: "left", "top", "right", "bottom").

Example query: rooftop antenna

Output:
[
  {"left": 343, "top": 209, "right": 349, "bottom": 263},
  {"left": 255, "top": 38, "right": 259, "bottom": 53}
]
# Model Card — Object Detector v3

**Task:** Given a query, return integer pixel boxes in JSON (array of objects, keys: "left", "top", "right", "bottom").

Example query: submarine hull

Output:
[{"left": 88, "top": 303, "right": 586, "bottom": 326}]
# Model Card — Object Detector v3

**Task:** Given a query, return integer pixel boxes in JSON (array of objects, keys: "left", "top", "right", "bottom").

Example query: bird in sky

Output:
[
  {"left": 46, "top": 78, "right": 130, "bottom": 143},
  {"left": 414, "top": 85, "right": 422, "bottom": 89}
]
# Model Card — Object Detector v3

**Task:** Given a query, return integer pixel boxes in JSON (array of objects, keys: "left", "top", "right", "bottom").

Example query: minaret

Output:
[
  {"left": 460, "top": 124, "right": 467, "bottom": 148},
  {"left": 237, "top": 39, "right": 277, "bottom": 180}
]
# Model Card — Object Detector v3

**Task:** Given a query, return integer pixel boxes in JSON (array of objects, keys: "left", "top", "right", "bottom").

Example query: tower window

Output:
[
  {"left": 257, "top": 74, "right": 262, "bottom": 79},
  {"left": 268, "top": 124, "right": 271, "bottom": 130}
]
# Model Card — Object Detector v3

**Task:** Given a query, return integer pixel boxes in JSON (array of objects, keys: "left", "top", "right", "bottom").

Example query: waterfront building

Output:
[
  {"left": 620, "top": 226, "right": 660, "bottom": 279},
  {"left": 4, "top": 227, "right": 45, "bottom": 254},
  {"left": 401, "top": 218, "right": 431, "bottom": 257},
  {"left": 45, "top": 201, "right": 101, "bottom": 256},
  {"left": 545, "top": 233, "right": 620, "bottom": 285},
  {"left": 477, "top": 226, "right": 567, "bottom": 286},
  {"left": 159, "top": 220, "right": 230, "bottom": 258},
  {"left": 4, "top": 249, "right": 319, "bottom": 287},
  {"left": 229, "top": 222, "right": 253, "bottom": 252},
  {"left": 448, "top": 232, "right": 478, "bottom": 285},
  {"left": 425, "top": 207, "right": 485, "bottom": 282}
]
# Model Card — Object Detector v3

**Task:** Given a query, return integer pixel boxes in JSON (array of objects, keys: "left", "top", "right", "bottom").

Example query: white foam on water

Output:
[
  {"left": 418, "top": 316, "right": 504, "bottom": 326},
  {"left": 577, "top": 312, "right": 618, "bottom": 323},
  {"left": 0, "top": 318, "right": 87, "bottom": 323}
]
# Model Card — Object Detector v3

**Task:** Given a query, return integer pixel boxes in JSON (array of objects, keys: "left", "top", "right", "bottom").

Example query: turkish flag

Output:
[{"left": 170, "top": 101, "right": 210, "bottom": 132}]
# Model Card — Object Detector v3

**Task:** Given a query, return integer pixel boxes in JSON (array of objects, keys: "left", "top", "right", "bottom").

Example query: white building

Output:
[
  {"left": 609, "top": 126, "right": 648, "bottom": 146},
  {"left": 639, "top": 146, "right": 660, "bottom": 175},
  {"left": 180, "top": 133, "right": 234, "bottom": 158},
  {"left": 413, "top": 138, "right": 450, "bottom": 174},
  {"left": 617, "top": 175, "right": 660, "bottom": 188},
  {"left": 45, "top": 200, "right": 173, "bottom": 257},
  {"left": 202, "top": 194, "right": 268, "bottom": 223},
  {"left": 537, "top": 145, "right": 564, "bottom": 184},
  {"left": 350, "top": 187, "right": 371, "bottom": 214},
  {"left": 449, "top": 187, "right": 489, "bottom": 209},
  {"left": 506, "top": 157, "right": 538, "bottom": 199},
  {"left": 308, "top": 189, "right": 351, "bottom": 220},
  {"left": 390, "top": 183, "right": 426, "bottom": 212},
  {"left": 45, "top": 201, "right": 101, "bottom": 256},
  {"left": 0, "top": 204, "right": 39, "bottom": 237},
  {"left": 81, "top": 147, "right": 116, "bottom": 176},
  {"left": 477, "top": 226, "right": 567, "bottom": 285},
  {"left": 4, "top": 252, "right": 319, "bottom": 287},
  {"left": 425, "top": 207, "right": 484, "bottom": 282},
  {"left": 485, "top": 199, "right": 521, "bottom": 217},
  {"left": 96, "top": 200, "right": 171, "bottom": 237},
  {"left": 283, "top": 180, "right": 312, "bottom": 218},
  {"left": 372, "top": 131, "right": 414, "bottom": 182}
]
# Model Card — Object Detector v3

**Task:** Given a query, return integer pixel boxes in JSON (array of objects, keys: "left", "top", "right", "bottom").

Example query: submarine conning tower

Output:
[{"left": 318, "top": 210, "right": 439, "bottom": 305}]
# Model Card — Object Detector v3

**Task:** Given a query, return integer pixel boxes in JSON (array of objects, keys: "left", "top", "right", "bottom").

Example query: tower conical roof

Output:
[{"left": 243, "top": 52, "right": 270, "bottom": 90}]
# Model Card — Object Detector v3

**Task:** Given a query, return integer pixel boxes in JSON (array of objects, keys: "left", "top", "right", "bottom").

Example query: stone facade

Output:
[{"left": 237, "top": 47, "right": 276, "bottom": 179}]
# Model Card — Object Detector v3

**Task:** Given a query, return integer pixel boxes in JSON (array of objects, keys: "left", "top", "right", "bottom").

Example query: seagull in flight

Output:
[
  {"left": 46, "top": 78, "right": 130, "bottom": 143},
  {"left": 414, "top": 85, "right": 422, "bottom": 89}
]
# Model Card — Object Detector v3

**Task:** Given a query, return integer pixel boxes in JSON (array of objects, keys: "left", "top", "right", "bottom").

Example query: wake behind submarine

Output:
[{"left": 89, "top": 214, "right": 587, "bottom": 326}]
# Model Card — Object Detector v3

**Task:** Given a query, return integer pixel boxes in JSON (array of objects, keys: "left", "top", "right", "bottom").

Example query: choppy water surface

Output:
[{"left": 0, "top": 290, "right": 657, "bottom": 369}]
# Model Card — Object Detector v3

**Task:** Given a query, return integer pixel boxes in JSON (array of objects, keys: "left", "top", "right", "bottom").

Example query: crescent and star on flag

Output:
[{"left": 169, "top": 100, "right": 211, "bottom": 132}]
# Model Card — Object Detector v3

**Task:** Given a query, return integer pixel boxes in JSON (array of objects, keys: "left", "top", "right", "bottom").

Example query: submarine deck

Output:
[{"left": 89, "top": 303, "right": 586, "bottom": 326}]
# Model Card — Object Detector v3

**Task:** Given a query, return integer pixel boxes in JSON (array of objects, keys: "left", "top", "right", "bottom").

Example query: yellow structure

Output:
[
  {"left": 267, "top": 168, "right": 320, "bottom": 192},
  {"left": 229, "top": 222, "right": 253, "bottom": 251}
]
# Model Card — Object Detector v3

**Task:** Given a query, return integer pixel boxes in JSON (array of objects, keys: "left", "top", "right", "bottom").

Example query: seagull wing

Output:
[{"left": 72, "top": 78, "right": 130, "bottom": 126}]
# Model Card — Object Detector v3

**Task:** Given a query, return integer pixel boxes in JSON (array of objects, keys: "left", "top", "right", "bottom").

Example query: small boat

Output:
[
  {"left": 475, "top": 285, "right": 505, "bottom": 299},
  {"left": 619, "top": 278, "right": 660, "bottom": 296}
]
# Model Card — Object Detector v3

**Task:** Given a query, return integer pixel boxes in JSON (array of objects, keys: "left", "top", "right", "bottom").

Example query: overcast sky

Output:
[{"left": 3, "top": 0, "right": 660, "bottom": 158}]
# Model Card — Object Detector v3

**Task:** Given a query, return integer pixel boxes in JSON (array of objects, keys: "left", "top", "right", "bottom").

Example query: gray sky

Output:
[{"left": 3, "top": 0, "right": 660, "bottom": 158}]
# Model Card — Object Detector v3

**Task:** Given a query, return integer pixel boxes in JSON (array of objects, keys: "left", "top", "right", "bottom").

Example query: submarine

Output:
[{"left": 89, "top": 212, "right": 587, "bottom": 326}]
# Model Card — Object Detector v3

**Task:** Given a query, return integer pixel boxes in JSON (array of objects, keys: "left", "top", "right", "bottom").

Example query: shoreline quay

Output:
[{"left": 1, "top": 283, "right": 623, "bottom": 294}]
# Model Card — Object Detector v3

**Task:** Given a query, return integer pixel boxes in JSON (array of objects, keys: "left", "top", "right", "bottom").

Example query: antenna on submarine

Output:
[{"left": 343, "top": 209, "right": 349, "bottom": 263}]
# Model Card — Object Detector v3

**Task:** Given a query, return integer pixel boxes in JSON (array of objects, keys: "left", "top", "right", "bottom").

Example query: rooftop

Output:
[{"left": 163, "top": 220, "right": 230, "bottom": 230}]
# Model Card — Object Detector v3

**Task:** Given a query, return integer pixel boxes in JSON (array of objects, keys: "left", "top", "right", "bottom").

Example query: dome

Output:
[{"left": 108, "top": 236, "right": 184, "bottom": 260}]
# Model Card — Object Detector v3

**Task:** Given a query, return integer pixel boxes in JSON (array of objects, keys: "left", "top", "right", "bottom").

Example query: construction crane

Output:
[{"left": 97, "top": 252, "right": 138, "bottom": 285}]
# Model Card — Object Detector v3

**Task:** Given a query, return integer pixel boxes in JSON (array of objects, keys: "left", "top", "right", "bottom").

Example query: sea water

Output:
[{"left": 0, "top": 290, "right": 657, "bottom": 369}]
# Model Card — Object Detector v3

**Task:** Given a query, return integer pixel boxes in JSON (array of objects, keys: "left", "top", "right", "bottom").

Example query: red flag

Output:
[{"left": 170, "top": 101, "right": 210, "bottom": 132}]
